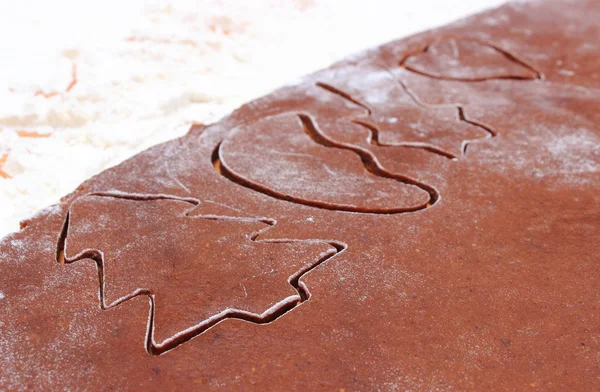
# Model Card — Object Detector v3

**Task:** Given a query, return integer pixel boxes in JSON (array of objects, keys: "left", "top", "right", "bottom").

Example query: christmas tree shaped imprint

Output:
[{"left": 57, "top": 192, "right": 345, "bottom": 355}]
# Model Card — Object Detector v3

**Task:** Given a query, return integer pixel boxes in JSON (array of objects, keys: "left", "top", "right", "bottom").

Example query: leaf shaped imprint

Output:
[
  {"left": 400, "top": 37, "right": 541, "bottom": 81},
  {"left": 57, "top": 192, "right": 345, "bottom": 355}
]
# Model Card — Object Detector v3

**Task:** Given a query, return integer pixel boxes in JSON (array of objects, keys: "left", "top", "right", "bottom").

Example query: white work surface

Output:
[{"left": 0, "top": 0, "right": 505, "bottom": 238}]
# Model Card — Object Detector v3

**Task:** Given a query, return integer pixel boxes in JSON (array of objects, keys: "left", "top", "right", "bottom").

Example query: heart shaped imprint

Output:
[{"left": 401, "top": 37, "right": 540, "bottom": 81}]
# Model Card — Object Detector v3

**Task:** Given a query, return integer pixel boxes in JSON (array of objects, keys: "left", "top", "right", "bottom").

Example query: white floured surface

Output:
[{"left": 0, "top": 0, "right": 505, "bottom": 238}]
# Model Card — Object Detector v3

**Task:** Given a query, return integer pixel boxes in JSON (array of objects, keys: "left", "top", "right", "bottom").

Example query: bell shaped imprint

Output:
[
  {"left": 59, "top": 193, "right": 344, "bottom": 354},
  {"left": 401, "top": 37, "right": 541, "bottom": 81},
  {"left": 216, "top": 112, "right": 434, "bottom": 214}
]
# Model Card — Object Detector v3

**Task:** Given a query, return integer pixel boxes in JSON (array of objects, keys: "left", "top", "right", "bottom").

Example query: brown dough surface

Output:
[{"left": 1, "top": 1, "right": 599, "bottom": 390}]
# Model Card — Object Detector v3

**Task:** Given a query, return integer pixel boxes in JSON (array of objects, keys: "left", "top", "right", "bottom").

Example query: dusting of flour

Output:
[{"left": 0, "top": 0, "right": 504, "bottom": 238}]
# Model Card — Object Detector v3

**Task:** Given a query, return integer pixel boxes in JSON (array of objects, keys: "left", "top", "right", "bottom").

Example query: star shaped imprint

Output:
[{"left": 314, "top": 63, "right": 490, "bottom": 158}]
